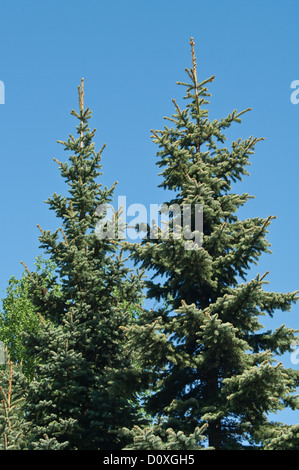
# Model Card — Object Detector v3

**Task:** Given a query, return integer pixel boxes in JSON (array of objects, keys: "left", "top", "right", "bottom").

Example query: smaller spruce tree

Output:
[{"left": 22, "top": 79, "right": 145, "bottom": 450}]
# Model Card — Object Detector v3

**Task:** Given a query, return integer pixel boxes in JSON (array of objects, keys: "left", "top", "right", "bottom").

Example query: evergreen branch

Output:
[
  {"left": 258, "top": 271, "right": 270, "bottom": 283},
  {"left": 37, "top": 312, "right": 46, "bottom": 326},
  {"left": 197, "top": 76, "right": 216, "bottom": 88},
  {"left": 78, "top": 77, "right": 85, "bottom": 115},
  {"left": 2, "top": 432, "right": 8, "bottom": 451},
  {"left": 208, "top": 222, "right": 227, "bottom": 254},
  {"left": 7, "top": 362, "right": 13, "bottom": 410},
  {"left": 233, "top": 271, "right": 270, "bottom": 317},
  {"left": 59, "top": 228, "right": 69, "bottom": 246},
  {"left": 260, "top": 215, "right": 276, "bottom": 232},
  {"left": 234, "top": 108, "right": 252, "bottom": 119},
  {"left": 176, "top": 81, "right": 192, "bottom": 87},
  {"left": 20, "top": 261, "right": 30, "bottom": 275},
  {"left": 163, "top": 116, "right": 179, "bottom": 124},
  {"left": 79, "top": 78, "right": 85, "bottom": 149},
  {"left": 189, "top": 38, "right": 201, "bottom": 128},
  {"left": 37, "top": 224, "right": 44, "bottom": 236},
  {"left": 0, "top": 385, "right": 9, "bottom": 408},
  {"left": 171, "top": 99, "right": 189, "bottom": 127},
  {"left": 190, "top": 37, "right": 197, "bottom": 77},
  {"left": 69, "top": 200, "right": 74, "bottom": 217}
]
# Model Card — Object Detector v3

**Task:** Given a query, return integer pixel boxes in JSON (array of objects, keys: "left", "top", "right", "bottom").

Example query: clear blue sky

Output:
[{"left": 0, "top": 0, "right": 298, "bottom": 425}]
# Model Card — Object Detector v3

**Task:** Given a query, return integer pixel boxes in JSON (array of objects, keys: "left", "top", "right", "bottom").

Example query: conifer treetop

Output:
[
  {"left": 124, "top": 37, "right": 299, "bottom": 450},
  {"left": 20, "top": 78, "right": 145, "bottom": 450}
]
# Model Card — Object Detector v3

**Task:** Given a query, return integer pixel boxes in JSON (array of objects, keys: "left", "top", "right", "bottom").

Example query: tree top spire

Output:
[
  {"left": 78, "top": 78, "right": 85, "bottom": 114},
  {"left": 189, "top": 37, "right": 197, "bottom": 78}
]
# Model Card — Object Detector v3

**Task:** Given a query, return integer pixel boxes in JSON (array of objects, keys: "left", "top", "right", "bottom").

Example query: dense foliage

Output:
[
  {"left": 124, "top": 38, "right": 299, "bottom": 450},
  {"left": 0, "top": 40, "right": 298, "bottom": 450}
]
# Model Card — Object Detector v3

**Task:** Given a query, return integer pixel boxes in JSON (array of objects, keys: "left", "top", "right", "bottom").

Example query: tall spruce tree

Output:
[
  {"left": 22, "top": 79, "right": 144, "bottom": 450},
  {"left": 125, "top": 38, "right": 299, "bottom": 450}
]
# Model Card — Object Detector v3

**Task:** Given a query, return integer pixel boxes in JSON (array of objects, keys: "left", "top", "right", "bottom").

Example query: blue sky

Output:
[{"left": 0, "top": 0, "right": 298, "bottom": 425}]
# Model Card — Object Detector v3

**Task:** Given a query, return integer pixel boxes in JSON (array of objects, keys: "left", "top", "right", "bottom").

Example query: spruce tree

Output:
[
  {"left": 23, "top": 79, "right": 144, "bottom": 450},
  {"left": 125, "top": 38, "right": 299, "bottom": 450}
]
